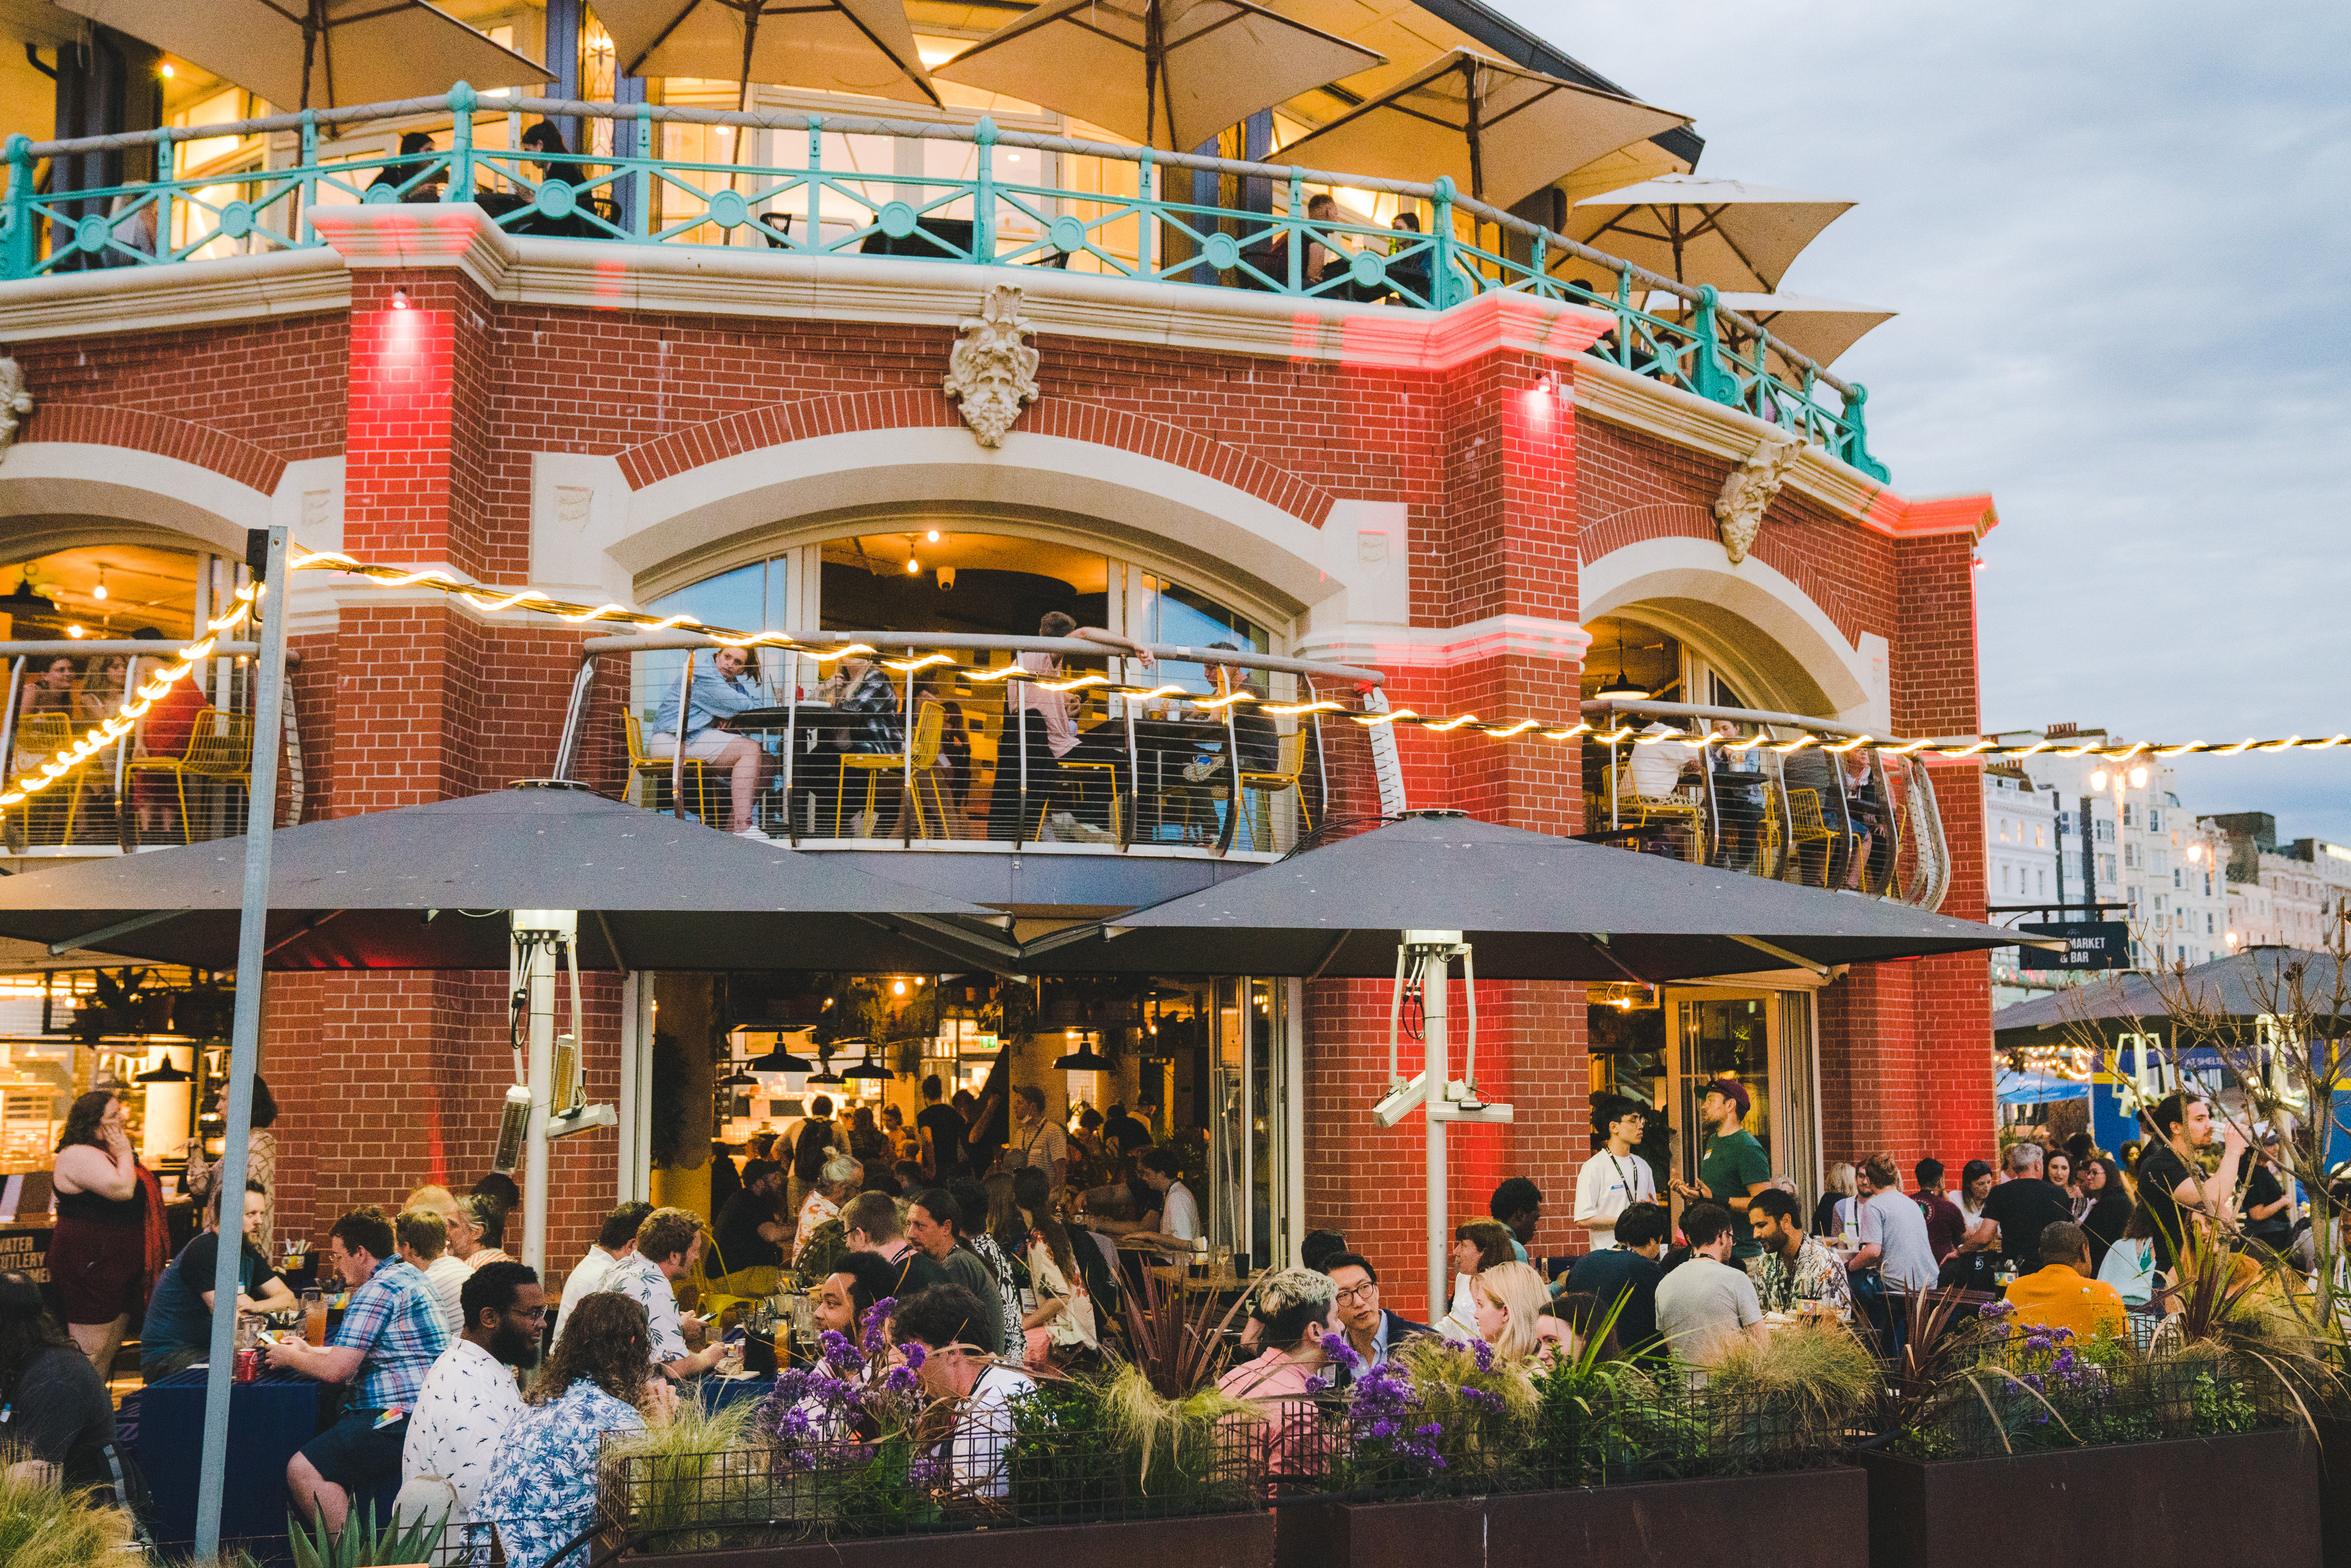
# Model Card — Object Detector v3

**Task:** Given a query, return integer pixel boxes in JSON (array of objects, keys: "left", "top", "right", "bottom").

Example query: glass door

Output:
[
  {"left": 1664, "top": 988, "right": 1818, "bottom": 1207},
  {"left": 1205, "top": 976, "right": 1294, "bottom": 1269}
]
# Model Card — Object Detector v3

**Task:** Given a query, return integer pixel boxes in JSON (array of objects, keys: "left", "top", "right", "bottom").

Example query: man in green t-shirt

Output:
[{"left": 1671, "top": 1079, "right": 1772, "bottom": 1260}]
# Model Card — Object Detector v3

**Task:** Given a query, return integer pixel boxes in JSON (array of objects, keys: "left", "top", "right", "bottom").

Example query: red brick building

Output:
[{"left": 0, "top": 166, "right": 1997, "bottom": 1321}]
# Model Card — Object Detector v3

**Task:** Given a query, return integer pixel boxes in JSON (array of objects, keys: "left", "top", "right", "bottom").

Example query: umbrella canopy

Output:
[
  {"left": 0, "top": 786, "right": 997, "bottom": 972},
  {"left": 55, "top": 0, "right": 549, "bottom": 110},
  {"left": 932, "top": 0, "right": 1382, "bottom": 153},
  {"left": 1992, "top": 946, "right": 2349, "bottom": 1038},
  {"left": 1704, "top": 292, "right": 1896, "bottom": 372},
  {"left": 1995, "top": 1069, "right": 2088, "bottom": 1106},
  {"left": 1272, "top": 49, "right": 1688, "bottom": 208},
  {"left": 1569, "top": 174, "right": 1854, "bottom": 290},
  {"left": 1022, "top": 811, "right": 2048, "bottom": 980},
  {"left": 595, "top": 0, "right": 938, "bottom": 109}
]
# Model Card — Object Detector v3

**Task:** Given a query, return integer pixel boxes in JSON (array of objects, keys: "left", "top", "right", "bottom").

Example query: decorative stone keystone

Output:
[
  {"left": 1713, "top": 428, "right": 1803, "bottom": 565},
  {"left": 943, "top": 284, "right": 1038, "bottom": 448},
  {"left": 0, "top": 357, "right": 33, "bottom": 463}
]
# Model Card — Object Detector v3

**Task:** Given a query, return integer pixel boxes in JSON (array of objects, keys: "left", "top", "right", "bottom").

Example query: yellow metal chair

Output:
[
  {"left": 836, "top": 701, "right": 945, "bottom": 838},
  {"left": 1237, "top": 729, "right": 1313, "bottom": 849},
  {"left": 1616, "top": 772, "right": 1706, "bottom": 865},
  {"left": 125, "top": 706, "right": 252, "bottom": 843},
  {"left": 1783, "top": 788, "right": 1837, "bottom": 886},
  {"left": 12, "top": 713, "right": 91, "bottom": 846},
  {"left": 625, "top": 711, "right": 725, "bottom": 825}
]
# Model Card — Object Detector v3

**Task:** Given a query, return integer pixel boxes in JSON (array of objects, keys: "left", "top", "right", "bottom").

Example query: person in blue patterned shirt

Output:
[
  {"left": 477, "top": 1291, "right": 672, "bottom": 1568},
  {"left": 269, "top": 1206, "right": 453, "bottom": 1532}
]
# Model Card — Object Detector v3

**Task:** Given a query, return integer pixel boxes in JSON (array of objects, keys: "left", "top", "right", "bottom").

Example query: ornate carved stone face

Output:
[
  {"left": 0, "top": 358, "right": 34, "bottom": 463},
  {"left": 942, "top": 284, "right": 1039, "bottom": 448},
  {"left": 1712, "top": 429, "right": 1803, "bottom": 565}
]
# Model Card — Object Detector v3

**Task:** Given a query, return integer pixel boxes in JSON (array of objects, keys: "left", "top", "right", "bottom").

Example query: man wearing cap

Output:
[
  {"left": 1670, "top": 1079, "right": 1772, "bottom": 1262},
  {"left": 1574, "top": 1096, "right": 1657, "bottom": 1252}
]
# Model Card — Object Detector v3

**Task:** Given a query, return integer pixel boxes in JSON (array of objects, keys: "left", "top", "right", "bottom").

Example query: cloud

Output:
[{"left": 1495, "top": 0, "right": 2351, "bottom": 840}]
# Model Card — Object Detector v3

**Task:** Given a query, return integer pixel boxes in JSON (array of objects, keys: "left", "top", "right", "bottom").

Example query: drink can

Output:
[{"left": 233, "top": 1347, "right": 259, "bottom": 1383}]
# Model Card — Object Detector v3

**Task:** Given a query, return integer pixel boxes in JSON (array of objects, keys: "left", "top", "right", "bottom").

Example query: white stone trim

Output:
[
  {"left": 1578, "top": 534, "right": 1881, "bottom": 729},
  {"left": 0, "top": 443, "right": 269, "bottom": 548},
  {"left": 0, "top": 248, "right": 349, "bottom": 343},
  {"left": 1298, "top": 612, "right": 1593, "bottom": 670},
  {"left": 615, "top": 425, "right": 1358, "bottom": 625}
]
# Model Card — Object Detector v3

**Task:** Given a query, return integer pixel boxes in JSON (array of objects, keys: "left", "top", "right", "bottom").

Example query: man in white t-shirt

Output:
[
  {"left": 551, "top": 1202, "right": 648, "bottom": 1341},
  {"left": 1573, "top": 1097, "right": 1657, "bottom": 1251},
  {"left": 893, "top": 1282, "right": 1037, "bottom": 1500},
  {"left": 1652, "top": 1201, "right": 1765, "bottom": 1369}
]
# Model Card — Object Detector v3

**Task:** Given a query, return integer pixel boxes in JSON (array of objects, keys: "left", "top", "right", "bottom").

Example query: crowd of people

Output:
[{"left": 2, "top": 1063, "right": 2305, "bottom": 1562}]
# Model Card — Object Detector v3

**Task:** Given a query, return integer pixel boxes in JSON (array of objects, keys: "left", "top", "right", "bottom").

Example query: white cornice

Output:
[
  {"left": 0, "top": 248, "right": 349, "bottom": 343},
  {"left": 1298, "top": 612, "right": 1593, "bottom": 669}
]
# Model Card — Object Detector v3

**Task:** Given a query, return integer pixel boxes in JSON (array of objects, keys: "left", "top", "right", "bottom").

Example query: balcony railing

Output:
[
  {"left": 1582, "top": 698, "right": 1953, "bottom": 910},
  {"left": 553, "top": 632, "right": 1392, "bottom": 857},
  {"left": 4, "top": 88, "right": 1886, "bottom": 482},
  {"left": 0, "top": 638, "right": 269, "bottom": 856}
]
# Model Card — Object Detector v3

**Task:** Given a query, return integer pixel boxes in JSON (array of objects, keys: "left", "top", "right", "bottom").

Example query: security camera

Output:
[
  {"left": 1372, "top": 1072, "right": 1426, "bottom": 1127},
  {"left": 937, "top": 567, "right": 956, "bottom": 591}
]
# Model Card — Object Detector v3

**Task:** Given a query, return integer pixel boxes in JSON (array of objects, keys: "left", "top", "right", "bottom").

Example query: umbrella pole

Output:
[
  {"left": 193, "top": 525, "right": 291, "bottom": 1562},
  {"left": 1144, "top": 2, "right": 1164, "bottom": 150},
  {"left": 1421, "top": 938, "right": 1449, "bottom": 1319}
]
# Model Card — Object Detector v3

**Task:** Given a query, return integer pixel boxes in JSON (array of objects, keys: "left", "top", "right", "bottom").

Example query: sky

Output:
[{"left": 1492, "top": 0, "right": 2351, "bottom": 844}]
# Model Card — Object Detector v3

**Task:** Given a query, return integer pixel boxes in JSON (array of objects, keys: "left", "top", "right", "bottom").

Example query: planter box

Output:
[
  {"left": 2316, "top": 1416, "right": 2351, "bottom": 1568},
  {"left": 1275, "top": 1468, "right": 1867, "bottom": 1568},
  {"left": 614, "top": 1512, "right": 1275, "bottom": 1568},
  {"left": 1854, "top": 1429, "right": 2317, "bottom": 1568}
]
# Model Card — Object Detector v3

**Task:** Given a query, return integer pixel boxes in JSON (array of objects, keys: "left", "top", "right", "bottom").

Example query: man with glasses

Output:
[
  {"left": 1318, "top": 1252, "right": 1429, "bottom": 1388},
  {"left": 1574, "top": 1095, "right": 1657, "bottom": 1252},
  {"left": 269, "top": 1207, "right": 453, "bottom": 1532},
  {"left": 398, "top": 1261, "right": 542, "bottom": 1536}
]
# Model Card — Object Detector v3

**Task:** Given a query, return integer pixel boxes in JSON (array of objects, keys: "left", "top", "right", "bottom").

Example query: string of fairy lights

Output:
[
  {"left": 0, "top": 585, "right": 260, "bottom": 809},
  {"left": 277, "top": 551, "right": 2347, "bottom": 762},
  {"left": 6, "top": 547, "right": 2339, "bottom": 809}
]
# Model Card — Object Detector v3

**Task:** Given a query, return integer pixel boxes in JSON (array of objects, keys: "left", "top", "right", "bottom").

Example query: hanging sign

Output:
[{"left": 2018, "top": 921, "right": 2131, "bottom": 971}]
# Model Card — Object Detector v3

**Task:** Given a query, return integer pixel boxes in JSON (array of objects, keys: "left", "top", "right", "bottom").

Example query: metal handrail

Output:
[
  {"left": 1, "top": 86, "right": 1884, "bottom": 480},
  {"left": 579, "top": 630, "right": 1385, "bottom": 687}
]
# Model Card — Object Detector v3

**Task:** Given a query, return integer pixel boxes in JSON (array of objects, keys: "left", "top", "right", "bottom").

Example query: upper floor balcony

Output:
[{"left": 4, "top": 88, "right": 1887, "bottom": 483}]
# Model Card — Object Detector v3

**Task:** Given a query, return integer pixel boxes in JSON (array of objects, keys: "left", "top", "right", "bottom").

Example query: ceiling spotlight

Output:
[
  {"left": 892, "top": 979, "right": 907, "bottom": 996},
  {"left": 906, "top": 558, "right": 921, "bottom": 575},
  {"left": 92, "top": 566, "right": 108, "bottom": 602},
  {"left": 160, "top": 63, "right": 173, "bottom": 78},
  {"left": 391, "top": 287, "right": 410, "bottom": 310}
]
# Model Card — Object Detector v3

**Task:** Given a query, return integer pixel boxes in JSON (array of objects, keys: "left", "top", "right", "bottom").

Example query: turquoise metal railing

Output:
[{"left": 2, "top": 86, "right": 1887, "bottom": 481}]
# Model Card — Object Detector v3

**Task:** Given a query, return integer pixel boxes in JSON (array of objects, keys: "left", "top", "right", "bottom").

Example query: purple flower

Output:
[
  {"left": 860, "top": 1298, "right": 898, "bottom": 1354},
  {"left": 882, "top": 1364, "right": 920, "bottom": 1396},
  {"left": 1459, "top": 1386, "right": 1505, "bottom": 1413},
  {"left": 1469, "top": 1340, "right": 1495, "bottom": 1375},
  {"left": 1322, "top": 1334, "right": 1365, "bottom": 1373}
]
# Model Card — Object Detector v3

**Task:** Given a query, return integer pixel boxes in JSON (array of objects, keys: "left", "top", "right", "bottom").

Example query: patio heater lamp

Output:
[
  {"left": 1053, "top": 1030, "right": 1113, "bottom": 1071},
  {"left": 1592, "top": 638, "right": 1647, "bottom": 703}
]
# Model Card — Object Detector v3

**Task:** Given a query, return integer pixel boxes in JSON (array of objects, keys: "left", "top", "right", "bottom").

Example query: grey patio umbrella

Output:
[
  {"left": 1992, "top": 946, "right": 2347, "bottom": 1040},
  {"left": 1022, "top": 810, "right": 2050, "bottom": 979},
  {"left": 0, "top": 784, "right": 999, "bottom": 972}
]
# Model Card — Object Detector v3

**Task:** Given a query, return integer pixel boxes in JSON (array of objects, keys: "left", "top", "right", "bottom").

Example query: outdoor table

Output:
[
  {"left": 1124, "top": 715, "right": 1227, "bottom": 840},
  {"left": 695, "top": 1372, "right": 776, "bottom": 1418},
  {"left": 137, "top": 1365, "right": 341, "bottom": 1553}
]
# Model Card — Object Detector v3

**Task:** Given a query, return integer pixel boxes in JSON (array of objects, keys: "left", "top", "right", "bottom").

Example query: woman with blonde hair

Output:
[
  {"left": 1811, "top": 1162, "right": 1857, "bottom": 1238},
  {"left": 1468, "top": 1260, "right": 1574, "bottom": 1364}
]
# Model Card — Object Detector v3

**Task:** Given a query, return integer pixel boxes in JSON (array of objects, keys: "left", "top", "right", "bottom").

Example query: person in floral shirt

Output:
[
  {"left": 475, "top": 1292, "right": 672, "bottom": 1568},
  {"left": 1746, "top": 1188, "right": 1855, "bottom": 1319}
]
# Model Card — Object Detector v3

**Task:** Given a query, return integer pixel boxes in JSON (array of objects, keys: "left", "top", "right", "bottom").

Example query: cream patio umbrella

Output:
[
  {"left": 932, "top": 0, "right": 1383, "bottom": 153},
  {"left": 1569, "top": 174, "right": 1854, "bottom": 291},
  {"left": 1270, "top": 48, "right": 1688, "bottom": 207},
  {"left": 1705, "top": 292, "right": 1897, "bottom": 373},
  {"left": 54, "top": 0, "right": 548, "bottom": 109},
  {"left": 594, "top": 0, "right": 939, "bottom": 109}
]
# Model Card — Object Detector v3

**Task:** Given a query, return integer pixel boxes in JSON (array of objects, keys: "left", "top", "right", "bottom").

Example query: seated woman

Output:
[
  {"left": 1011, "top": 1167, "right": 1096, "bottom": 1372},
  {"left": 0, "top": 1269, "right": 120, "bottom": 1495},
  {"left": 1469, "top": 1260, "right": 1577, "bottom": 1367},
  {"left": 891, "top": 1284, "right": 1036, "bottom": 1500},
  {"left": 647, "top": 644, "right": 773, "bottom": 837},
  {"left": 475, "top": 1292, "right": 674, "bottom": 1568},
  {"left": 1441, "top": 1219, "right": 1516, "bottom": 1339},
  {"left": 1215, "top": 1268, "right": 1335, "bottom": 1483}
]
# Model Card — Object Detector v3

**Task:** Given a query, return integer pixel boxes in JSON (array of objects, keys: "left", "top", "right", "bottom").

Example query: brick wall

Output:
[{"left": 15, "top": 273, "right": 1996, "bottom": 1282}]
